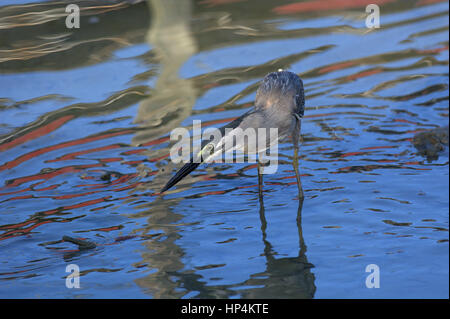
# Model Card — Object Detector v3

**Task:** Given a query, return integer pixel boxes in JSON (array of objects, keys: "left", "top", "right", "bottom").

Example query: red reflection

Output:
[
  {"left": 0, "top": 129, "right": 133, "bottom": 172},
  {"left": 274, "top": 0, "right": 397, "bottom": 14},
  {"left": 0, "top": 115, "right": 74, "bottom": 153}
]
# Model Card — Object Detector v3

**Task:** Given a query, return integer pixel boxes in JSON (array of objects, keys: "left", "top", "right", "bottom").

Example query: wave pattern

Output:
[{"left": 0, "top": 0, "right": 448, "bottom": 298}]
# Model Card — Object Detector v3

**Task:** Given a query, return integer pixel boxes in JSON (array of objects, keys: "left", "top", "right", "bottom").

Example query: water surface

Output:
[{"left": 0, "top": 0, "right": 448, "bottom": 298}]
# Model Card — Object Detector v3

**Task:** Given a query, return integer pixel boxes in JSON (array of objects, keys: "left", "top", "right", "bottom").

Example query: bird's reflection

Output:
[
  {"left": 133, "top": 189, "right": 315, "bottom": 298},
  {"left": 233, "top": 196, "right": 316, "bottom": 298}
]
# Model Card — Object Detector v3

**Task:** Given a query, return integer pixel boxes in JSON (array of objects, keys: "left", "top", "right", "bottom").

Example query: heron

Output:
[{"left": 161, "top": 70, "right": 305, "bottom": 199}]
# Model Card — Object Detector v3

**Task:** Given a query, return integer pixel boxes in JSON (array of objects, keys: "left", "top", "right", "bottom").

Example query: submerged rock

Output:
[
  {"left": 63, "top": 235, "right": 96, "bottom": 250},
  {"left": 412, "top": 126, "right": 449, "bottom": 162}
]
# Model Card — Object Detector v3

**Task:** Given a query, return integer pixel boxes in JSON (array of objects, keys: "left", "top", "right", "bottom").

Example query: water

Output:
[{"left": 0, "top": 0, "right": 448, "bottom": 299}]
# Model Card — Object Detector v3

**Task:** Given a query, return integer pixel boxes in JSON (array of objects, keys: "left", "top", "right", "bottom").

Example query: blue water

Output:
[{"left": 0, "top": 0, "right": 448, "bottom": 298}]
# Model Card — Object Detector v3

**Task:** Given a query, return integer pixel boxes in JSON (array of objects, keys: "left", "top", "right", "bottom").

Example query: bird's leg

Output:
[
  {"left": 257, "top": 157, "right": 264, "bottom": 200},
  {"left": 296, "top": 197, "right": 306, "bottom": 256},
  {"left": 292, "top": 119, "right": 304, "bottom": 200},
  {"left": 293, "top": 146, "right": 304, "bottom": 200}
]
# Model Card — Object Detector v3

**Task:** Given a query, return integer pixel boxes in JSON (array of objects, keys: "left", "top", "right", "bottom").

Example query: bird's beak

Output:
[
  {"left": 160, "top": 142, "right": 215, "bottom": 193},
  {"left": 160, "top": 162, "right": 200, "bottom": 193}
]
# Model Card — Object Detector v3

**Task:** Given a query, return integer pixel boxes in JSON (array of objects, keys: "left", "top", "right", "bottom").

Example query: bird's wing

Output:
[{"left": 160, "top": 109, "right": 256, "bottom": 193}]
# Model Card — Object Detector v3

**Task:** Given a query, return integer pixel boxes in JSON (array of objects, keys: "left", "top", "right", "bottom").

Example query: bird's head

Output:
[{"left": 255, "top": 70, "right": 305, "bottom": 118}]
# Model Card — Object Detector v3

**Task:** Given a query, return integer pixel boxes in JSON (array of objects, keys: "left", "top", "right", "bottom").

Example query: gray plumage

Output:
[{"left": 161, "top": 70, "right": 305, "bottom": 193}]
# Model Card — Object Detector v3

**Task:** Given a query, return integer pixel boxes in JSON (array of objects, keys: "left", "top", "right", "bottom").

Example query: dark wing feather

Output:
[{"left": 160, "top": 109, "right": 256, "bottom": 193}]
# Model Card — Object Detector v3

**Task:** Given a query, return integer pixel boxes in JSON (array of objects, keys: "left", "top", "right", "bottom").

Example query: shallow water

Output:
[{"left": 0, "top": 0, "right": 448, "bottom": 298}]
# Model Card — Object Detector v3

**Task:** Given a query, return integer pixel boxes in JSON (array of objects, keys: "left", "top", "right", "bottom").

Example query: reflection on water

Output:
[
  {"left": 133, "top": 0, "right": 197, "bottom": 149},
  {"left": 0, "top": 0, "right": 448, "bottom": 298},
  {"left": 132, "top": 195, "right": 314, "bottom": 298}
]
